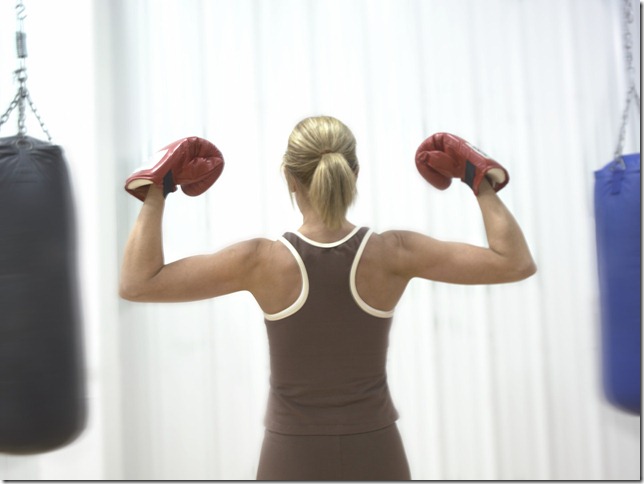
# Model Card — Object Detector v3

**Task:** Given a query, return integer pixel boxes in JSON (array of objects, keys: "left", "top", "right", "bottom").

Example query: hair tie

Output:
[{"left": 320, "top": 149, "right": 333, "bottom": 155}]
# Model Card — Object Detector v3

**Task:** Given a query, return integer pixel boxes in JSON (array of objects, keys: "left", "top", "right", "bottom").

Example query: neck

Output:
[
  {"left": 298, "top": 219, "right": 356, "bottom": 243},
  {"left": 296, "top": 196, "right": 355, "bottom": 242}
]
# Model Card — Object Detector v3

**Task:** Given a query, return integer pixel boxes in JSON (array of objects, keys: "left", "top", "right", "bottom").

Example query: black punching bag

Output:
[{"left": 0, "top": 135, "right": 86, "bottom": 454}]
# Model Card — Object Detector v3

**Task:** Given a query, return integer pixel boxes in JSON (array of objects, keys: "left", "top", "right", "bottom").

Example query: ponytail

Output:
[
  {"left": 309, "top": 153, "right": 357, "bottom": 230},
  {"left": 282, "top": 116, "right": 359, "bottom": 229}
]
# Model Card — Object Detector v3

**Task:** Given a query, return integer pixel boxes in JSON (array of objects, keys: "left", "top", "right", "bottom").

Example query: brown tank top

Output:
[{"left": 263, "top": 226, "right": 399, "bottom": 435}]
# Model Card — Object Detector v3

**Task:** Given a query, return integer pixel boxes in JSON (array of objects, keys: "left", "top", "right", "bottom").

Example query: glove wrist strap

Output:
[{"left": 162, "top": 171, "right": 175, "bottom": 198}]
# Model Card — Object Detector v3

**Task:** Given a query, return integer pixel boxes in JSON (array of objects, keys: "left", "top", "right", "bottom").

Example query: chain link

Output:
[
  {"left": 26, "top": 89, "right": 51, "bottom": 141},
  {"left": 622, "top": 0, "right": 637, "bottom": 89},
  {"left": 0, "top": 0, "right": 52, "bottom": 142},
  {"left": 0, "top": 90, "right": 22, "bottom": 128},
  {"left": 613, "top": 0, "right": 639, "bottom": 166}
]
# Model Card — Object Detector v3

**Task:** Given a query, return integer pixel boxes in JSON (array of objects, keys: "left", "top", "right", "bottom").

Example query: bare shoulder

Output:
[
  {"left": 216, "top": 237, "right": 273, "bottom": 265},
  {"left": 370, "top": 229, "right": 428, "bottom": 247},
  {"left": 364, "top": 229, "right": 444, "bottom": 281},
  {"left": 252, "top": 237, "right": 294, "bottom": 265},
  {"left": 369, "top": 230, "right": 403, "bottom": 245},
  {"left": 250, "top": 236, "right": 300, "bottom": 282},
  {"left": 368, "top": 229, "right": 431, "bottom": 255},
  {"left": 204, "top": 237, "right": 282, "bottom": 280},
  {"left": 363, "top": 230, "right": 416, "bottom": 276}
]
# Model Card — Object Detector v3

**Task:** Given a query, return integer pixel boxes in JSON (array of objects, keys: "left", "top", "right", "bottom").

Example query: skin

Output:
[
  {"left": 119, "top": 174, "right": 534, "bottom": 484},
  {"left": 119, "top": 178, "right": 536, "bottom": 313}
]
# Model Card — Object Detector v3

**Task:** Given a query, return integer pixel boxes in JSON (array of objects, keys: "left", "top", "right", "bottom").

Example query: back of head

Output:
[{"left": 282, "top": 116, "right": 358, "bottom": 230}]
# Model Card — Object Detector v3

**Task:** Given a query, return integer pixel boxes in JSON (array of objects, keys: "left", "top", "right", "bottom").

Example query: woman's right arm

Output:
[
  {"left": 119, "top": 186, "right": 271, "bottom": 303},
  {"left": 386, "top": 178, "right": 536, "bottom": 285}
]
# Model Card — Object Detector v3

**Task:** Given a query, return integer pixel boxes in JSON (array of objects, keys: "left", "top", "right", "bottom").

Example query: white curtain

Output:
[{"left": 0, "top": 0, "right": 640, "bottom": 480}]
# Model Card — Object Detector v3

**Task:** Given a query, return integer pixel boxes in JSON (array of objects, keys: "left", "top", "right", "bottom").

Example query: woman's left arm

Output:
[{"left": 119, "top": 185, "right": 267, "bottom": 302}]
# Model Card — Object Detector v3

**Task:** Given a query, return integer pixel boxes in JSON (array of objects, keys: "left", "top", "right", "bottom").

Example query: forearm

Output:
[
  {"left": 476, "top": 179, "right": 536, "bottom": 276},
  {"left": 119, "top": 186, "right": 166, "bottom": 297}
]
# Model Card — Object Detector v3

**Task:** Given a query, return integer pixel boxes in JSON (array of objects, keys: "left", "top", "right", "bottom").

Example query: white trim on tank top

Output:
[
  {"left": 350, "top": 229, "right": 395, "bottom": 318},
  {"left": 263, "top": 236, "right": 310, "bottom": 321},
  {"left": 293, "top": 226, "right": 361, "bottom": 248},
  {"left": 263, "top": 228, "right": 395, "bottom": 321}
]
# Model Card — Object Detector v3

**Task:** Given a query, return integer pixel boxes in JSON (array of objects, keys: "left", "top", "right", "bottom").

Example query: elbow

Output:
[
  {"left": 119, "top": 284, "right": 136, "bottom": 301},
  {"left": 515, "top": 258, "right": 537, "bottom": 281},
  {"left": 490, "top": 251, "right": 537, "bottom": 284},
  {"left": 495, "top": 256, "right": 536, "bottom": 283},
  {"left": 119, "top": 268, "right": 164, "bottom": 302},
  {"left": 119, "top": 280, "right": 145, "bottom": 301}
]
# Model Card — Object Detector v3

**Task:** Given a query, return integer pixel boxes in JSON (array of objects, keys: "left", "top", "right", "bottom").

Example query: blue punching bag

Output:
[{"left": 594, "top": 153, "right": 641, "bottom": 414}]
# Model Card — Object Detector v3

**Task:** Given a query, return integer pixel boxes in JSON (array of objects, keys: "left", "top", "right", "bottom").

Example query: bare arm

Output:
[
  {"left": 119, "top": 185, "right": 266, "bottom": 302},
  {"left": 389, "top": 179, "right": 536, "bottom": 285}
]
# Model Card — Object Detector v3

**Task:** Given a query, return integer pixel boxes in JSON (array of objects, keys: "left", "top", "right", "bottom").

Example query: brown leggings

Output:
[{"left": 256, "top": 423, "right": 411, "bottom": 480}]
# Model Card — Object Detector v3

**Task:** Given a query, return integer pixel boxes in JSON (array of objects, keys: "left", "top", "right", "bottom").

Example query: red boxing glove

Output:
[
  {"left": 125, "top": 137, "right": 224, "bottom": 201},
  {"left": 415, "top": 133, "right": 509, "bottom": 195}
]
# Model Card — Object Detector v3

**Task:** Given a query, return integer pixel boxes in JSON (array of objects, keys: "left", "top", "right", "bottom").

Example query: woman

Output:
[{"left": 120, "top": 115, "right": 536, "bottom": 480}]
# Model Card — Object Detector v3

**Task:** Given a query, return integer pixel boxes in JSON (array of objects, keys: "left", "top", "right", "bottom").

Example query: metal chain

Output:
[
  {"left": 0, "top": 91, "right": 22, "bottom": 128},
  {"left": 613, "top": 0, "right": 639, "bottom": 166},
  {"left": 622, "top": 0, "right": 635, "bottom": 83},
  {"left": 0, "top": 0, "right": 52, "bottom": 141},
  {"left": 26, "top": 89, "right": 51, "bottom": 141},
  {"left": 15, "top": 0, "right": 28, "bottom": 137}
]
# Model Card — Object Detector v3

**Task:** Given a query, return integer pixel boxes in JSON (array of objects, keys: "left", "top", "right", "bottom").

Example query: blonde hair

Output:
[{"left": 282, "top": 116, "right": 358, "bottom": 229}]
